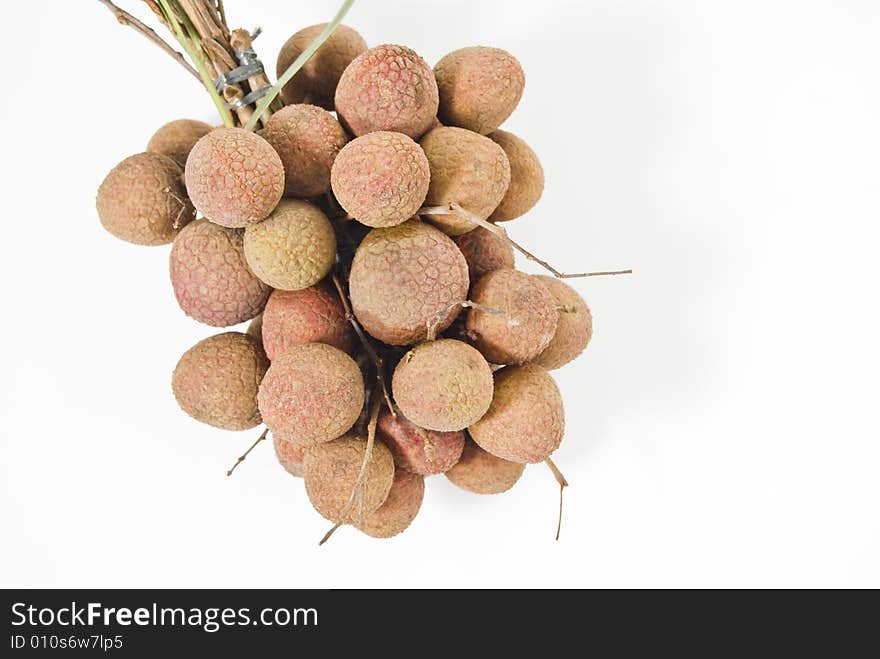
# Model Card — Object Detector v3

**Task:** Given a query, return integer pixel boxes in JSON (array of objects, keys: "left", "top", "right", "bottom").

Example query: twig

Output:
[
  {"left": 331, "top": 274, "right": 395, "bottom": 414},
  {"left": 418, "top": 203, "right": 633, "bottom": 279},
  {"left": 319, "top": 395, "right": 382, "bottom": 545},
  {"left": 545, "top": 457, "right": 569, "bottom": 541},
  {"left": 230, "top": 28, "right": 282, "bottom": 127},
  {"left": 245, "top": 0, "right": 356, "bottom": 131},
  {"left": 426, "top": 300, "right": 502, "bottom": 341},
  {"left": 155, "top": 0, "right": 234, "bottom": 126},
  {"left": 226, "top": 427, "right": 268, "bottom": 476},
  {"left": 97, "top": 0, "right": 200, "bottom": 80}
]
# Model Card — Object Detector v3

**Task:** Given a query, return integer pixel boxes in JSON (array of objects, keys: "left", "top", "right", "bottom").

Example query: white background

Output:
[{"left": 1, "top": 0, "right": 878, "bottom": 588}]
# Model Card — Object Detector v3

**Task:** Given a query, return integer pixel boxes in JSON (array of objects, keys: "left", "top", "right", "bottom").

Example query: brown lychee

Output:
[
  {"left": 445, "top": 437, "right": 525, "bottom": 494},
  {"left": 97, "top": 152, "right": 194, "bottom": 246},
  {"left": 274, "top": 433, "right": 306, "bottom": 477},
  {"left": 466, "top": 268, "right": 557, "bottom": 365},
  {"left": 356, "top": 469, "right": 424, "bottom": 538},
  {"left": 169, "top": 219, "right": 271, "bottom": 327},
  {"left": 392, "top": 339, "right": 494, "bottom": 432},
  {"left": 348, "top": 220, "right": 470, "bottom": 345},
  {"left": 257, "top": 343, "right": 364, "bottom": 445},
  {"left": 263, "top": 104, "right": 349, "bottom": 197},
  {"left": 331, "top": 131, "right": 430, "bottom": 228},
  {"left": 147, "top": 119, "right": 213, "bottom": 167},
  {"left": 243, "top": 199, "right": 336, "bottom": 291},
  {"left": 434, "top": 47, "right": 525, "bottom": 135},
  {"left": 468, "top": 364, "right": 564, "bottom": 464},
  {"left": 185, "top": 128, "right": 284, "bottom": 228},
  {"left": 453, "top": 226, "right": 515, "bottom": 283},
  {"left": 335, "top": 44, "right": 439, "bottom": 139},
  {"left": 303, "top": 434, "right": 395, "bottom": 521},
  {"left": 532, "top": 276, "right": 593, "bottom": 370},
  {"left": 377, "top": 410, "right": 465, "bottom": 476},
  {"left": 419, "top": 126, "right": 511, "bottom": 235},
  {"left": 277, "top": 23, "right": 367, "bottom": 110},
  {"left": 261, "top": 284, "right": 355, "bottom": 361},
  {"left": 172, "top": 332, "right": 268, "bottom": 431},
  {"left": 488, "top": 130, "right": 544, "bottom": 222}
]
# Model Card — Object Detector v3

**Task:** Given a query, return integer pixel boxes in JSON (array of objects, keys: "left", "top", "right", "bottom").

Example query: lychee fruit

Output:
[
  {"left": 356, "top": 469, "right": 424, "bottom": 538},
  {"left": 169, "top": 219, "right": 271, "bottom": 327},
  {"left": 277, "top": 23, "right": 367, "bottom": 110},
  {"left": 243, "top": 199, "right": 336, "bottom": 291},
  {"left": 434, "top": 46, "right": 525, "bottom": 135},
  {"left": 97, "top": 152, "right": 194, "bottom": 245},
  {"left": 147, "top": 118, "right": 213, "bottom": 167},
  {"left": 348, "top": 220, "right": 470, "bottom": 345},
  {"left": 172, "top": 332, "right": 268, "bottom": 431},
  {"left": 453, "top": 226, "right": 515, "bottom": 283},
  {"left": 419, "top": 126, "right": 511, "bottom": 235},
  {"left": 445, "top": 437, "right": 525, "bottom": 494},
  {"left": 257, "top": 343, "right": 364, "bottom": 445},
  {"left": 392, "top": 339, "right": 494, "bottom": 432},
  {"left": 303, "top": 434, "right": 395, "bottom": 521},
  {"left": 377, "top": 410, "right": 465, "bottom": 476},
  {"left": 532, "top": 276, "right": 593, "bottom": 370},
  {"left": 274, "top": 432, "right": 306, "bottom": 477},
  {"left": 466, "top": 268, "right": 557, "bottom": 365},
  {"left": 185, "top": 127, "right": 284, "bottom": 228},
  {"left": 488, "top": 130, "right": 544, "bottom": 222},
  {"left": 468, "top": 364, "right": 564, "bottom": 464},
  {"left": 263, "top": 104, "right": 349, "bottom": 198},
  {"left": 331, "top": 131, "right": 430, "bottom": 228},
  {"left": 261, "top": 284, "right": 355, "bottom": 361},
  {"left": 335, "top": 44, "right": 439, "bottom": 139}
]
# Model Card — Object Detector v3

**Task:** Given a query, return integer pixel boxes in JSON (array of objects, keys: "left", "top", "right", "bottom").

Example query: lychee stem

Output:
[
  {"left": 245, "top": 0, "right": 356, "bottom": 131},
  {"left": 154, "top": 0, "right": 235, "bottom": 126},
  {"left": 97, "top": 0, "right": 200, "bottom": 81},
  {"left": 319, "top": 394, "right": 383, "bottom": 545},
  {"left": 418, "top": 204, "right": 633, "bottom": 280},
  {"left": 226, "top": 427, "right": 268, "bottom": 477},
  {"left": 331, "top": 273, "right": 395, "bottom": 414},
  {"left": 544, "top": 457, "right": 569, "bottom": 541},
  {"left": 426, "top": 300, "right": 502, "bottom": 341}
]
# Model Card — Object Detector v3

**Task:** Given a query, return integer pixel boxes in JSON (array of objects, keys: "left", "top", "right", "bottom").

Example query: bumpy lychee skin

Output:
[
  {"left": 466, "top": 268, "right": 557, "bottom": 365},
  {"left": 277, "top": 23, "right": 367, "bottom": 110},
  {"left": 303, "top": 434, "right": 395, "bottom": 521},
  {"left": 434, "top": 47, "right": 525, "bottom": 135},
  {"left": 377, "top": 410, "right": 465, "bottom": 476},
  {"left": 331, "top": 131, "right": 430, "bottom": 228},
  {"left": 172, "top": 332, "right": 268, "bottom": 431},
  {"left": 170, "top": 219, "right": 271, "bottom": 327},
  {"left": 335, "top": 44, "right": 439, "bottom": 140},
  {"left": 349, "top": 220, "right": 470, "bottom": 345},
  {"left": 97, "top": 152, "right": 194, "bottom": 245},
  {"left": 454, "top": 226, "right": 515, "bottom": 283},
  {"left": 532, "top": 276, "right": 593, "bottom": 370},
  {"left": 488, "top": 130, "right": 544, "bottom": 222},
  {"left": 243, "top": 199, "right": 336, "bottom": 291},
  {"left": 419, "top": 126, "right": 511, "bottom": 235},
  {"left": 258, "top": 343, "right": 364, "bottom": 446},
  {"left": 185, "top": 128, "right": 284, "bottom": 228},
  {"left": 356, "top": 469, "right": 424, "bottom": 538},
  {"left": 147, "top": 119, "right": 213, "bottom": 167},
  {"left": 263, "top": 104, "right": 348, "bottom": 198},
  {"left": 261, "top": 284, "right": 355, "bottom": 361},
  {"left": 468, "top": 364, "right": 564, "bottom": 464},
  {"left": 392, "top": 339, "right": 494, "bottom": 432},
  {"left": 274, "top": 433, "right": 306, "bottom": 477},
  {"left": 445, "top": 438, "right": 525, "bottom": 494}
]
